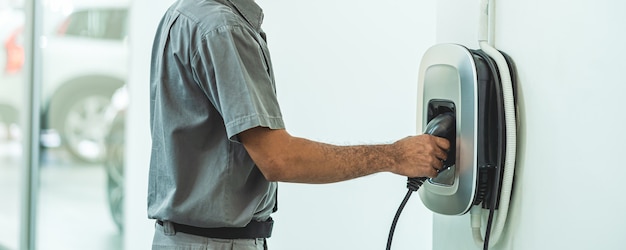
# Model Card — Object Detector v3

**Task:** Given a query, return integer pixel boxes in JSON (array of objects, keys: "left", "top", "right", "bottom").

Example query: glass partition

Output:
[
  {"left": 2, "top": 0, "right": 129, "bottom": 248},
  {"left": 0, "top": 0, "right": 26, "bottom": 248}
]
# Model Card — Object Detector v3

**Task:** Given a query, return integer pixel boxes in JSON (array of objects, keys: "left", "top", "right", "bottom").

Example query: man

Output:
[{"left": 148, "top": 0, "right": 450, "bottom": 249}]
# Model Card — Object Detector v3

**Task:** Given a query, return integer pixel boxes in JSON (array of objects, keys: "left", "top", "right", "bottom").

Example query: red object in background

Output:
[{"left": 4, "top": 26, "right": 24, "bottom": 74}]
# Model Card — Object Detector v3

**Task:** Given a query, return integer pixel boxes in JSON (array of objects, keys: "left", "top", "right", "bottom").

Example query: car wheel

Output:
[
  {"left": 55, "top": 92, "right": 112, "bottom": 163},
  {"left": 0, "top": 105, "right": 20, "bottom": 141},
  {"left": 0, "top": 105, "right": 19, "bottom": 124},
  {"left": 105, "top": 111, "right": 124, "bottom": 232}
]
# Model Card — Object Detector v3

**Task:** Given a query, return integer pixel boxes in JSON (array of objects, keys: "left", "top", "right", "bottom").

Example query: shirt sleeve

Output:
[{"left": 191, "top": 24, "right": 285, "bottom": 142}]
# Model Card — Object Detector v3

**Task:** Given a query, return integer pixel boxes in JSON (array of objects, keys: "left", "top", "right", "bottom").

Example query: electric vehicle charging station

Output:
[
  {"left": 417, "top": 43, "right": 516, "bottom": 216},
  {"left": 386, "top": 39, "right": 518, "bottom": 250},
  {"left": 410, "top": 43, "right": 517, "bottom": 250},
  {"left": 382, "top": 1, "right": 518, "bottom": 249}
]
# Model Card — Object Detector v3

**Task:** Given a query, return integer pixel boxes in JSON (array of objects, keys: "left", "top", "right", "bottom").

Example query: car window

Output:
[{"left": 62, "top": 8, "right": 127, "bottom": 40}]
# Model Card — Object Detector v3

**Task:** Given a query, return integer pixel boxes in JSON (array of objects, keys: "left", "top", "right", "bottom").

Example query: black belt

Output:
[{"left": 157, "top": 218, "right": 273, "bottom": 239}]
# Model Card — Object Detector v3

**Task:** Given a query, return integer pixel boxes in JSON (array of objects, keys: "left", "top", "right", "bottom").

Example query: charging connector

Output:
[{"left": 386, "top": 113, "right": 455, "bottom": 250}]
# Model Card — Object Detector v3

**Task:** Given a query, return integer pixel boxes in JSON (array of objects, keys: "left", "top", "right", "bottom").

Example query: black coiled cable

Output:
[{"left": 386, "top": 177, "right": 427, "bottom": 250}]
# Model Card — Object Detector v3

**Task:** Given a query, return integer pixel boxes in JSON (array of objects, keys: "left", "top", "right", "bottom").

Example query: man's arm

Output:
[{"left": 239, "top": 127, "right": 450, "bottom": 184}]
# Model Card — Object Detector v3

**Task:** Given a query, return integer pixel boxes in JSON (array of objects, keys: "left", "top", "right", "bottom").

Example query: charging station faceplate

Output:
[
  {"left": 417, "top": 42, "right": 514, "bottom": 216},
  {"left": 417, "top": 43, "right": 480, "bottom": 216}
]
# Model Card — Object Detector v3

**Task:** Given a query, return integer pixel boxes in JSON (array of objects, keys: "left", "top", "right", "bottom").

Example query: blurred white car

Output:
[
  {"left": 0, "top": 5, "right": 25, "bottom": 136},
  {"left": 41, "top": 2, "right": 129, "bottom": 163},
  {"left": 0, "top": 1, "right": 129, "bottom": 162}
]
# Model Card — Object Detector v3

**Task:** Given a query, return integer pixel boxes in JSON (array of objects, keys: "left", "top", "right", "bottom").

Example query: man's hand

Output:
[{"left": 390, "top": 135, "right": 450, "bottom": 179}]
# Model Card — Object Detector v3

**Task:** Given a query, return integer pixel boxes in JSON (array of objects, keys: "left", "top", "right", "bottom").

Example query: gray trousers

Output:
[{"left": 153, "top": 221, "right": 268, "bottom": 250}]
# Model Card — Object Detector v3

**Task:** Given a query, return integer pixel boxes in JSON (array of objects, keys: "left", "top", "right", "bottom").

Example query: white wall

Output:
[
  {"left": 433, "top": 0, "right": 626, "bottom": 249},
  {"left": 123, "top": 0, "right": 173, "bottom": 249},
  {"left": 125, "top": 0, "right": 437, "bottom": 249}
]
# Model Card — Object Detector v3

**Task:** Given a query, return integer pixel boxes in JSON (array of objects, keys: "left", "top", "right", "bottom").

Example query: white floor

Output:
[{"left": 0, "top": 138, "right": 122, "bottom": 250}]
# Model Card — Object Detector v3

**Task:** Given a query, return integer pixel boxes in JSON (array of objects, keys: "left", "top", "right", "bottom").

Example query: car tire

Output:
[
  {"left": 48, "top": 82, "right": 121, "bottom": 163},
  {"left": 0, "top": 105, "right": 19, "bottom": 124},
  {"left": 104, "top": 110, "right": 124, "bottom": 232}
]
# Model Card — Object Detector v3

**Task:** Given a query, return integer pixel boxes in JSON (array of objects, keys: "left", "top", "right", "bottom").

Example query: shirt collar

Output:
[{"left": 227, "top": 0, "right": 264, "bottom": 30}]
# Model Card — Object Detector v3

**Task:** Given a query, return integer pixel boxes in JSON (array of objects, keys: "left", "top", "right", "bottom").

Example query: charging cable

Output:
[
  {"left": 386, "top": 177, "right": 427, "bottom": 250},
  {"left": 386, "top": 112, "right": 455, "bottom": 250}
]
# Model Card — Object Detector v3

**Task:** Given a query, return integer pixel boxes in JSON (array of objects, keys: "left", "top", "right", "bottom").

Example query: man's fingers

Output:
[
  {"left": 435, "top": 148, "right": 448, "bottom": 162},
  {"left": 428, "top": 155, "right": 445, "bottom": 171},
  {"left": 434, "top": 136, "right": 451, "bottom": 150}
]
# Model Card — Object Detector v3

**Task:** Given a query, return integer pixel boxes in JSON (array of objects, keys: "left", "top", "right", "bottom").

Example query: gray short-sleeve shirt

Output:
[{"left": 148, "top": 0, "right": 283, "bottom": 228}]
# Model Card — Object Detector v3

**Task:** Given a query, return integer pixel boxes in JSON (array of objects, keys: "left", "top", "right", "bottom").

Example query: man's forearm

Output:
[
  {"left": 240, "top": 127, "right": 446, "bottom": 184},
  {"left": 274, "top": 136, "right": 397, "bottom": 183}
]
